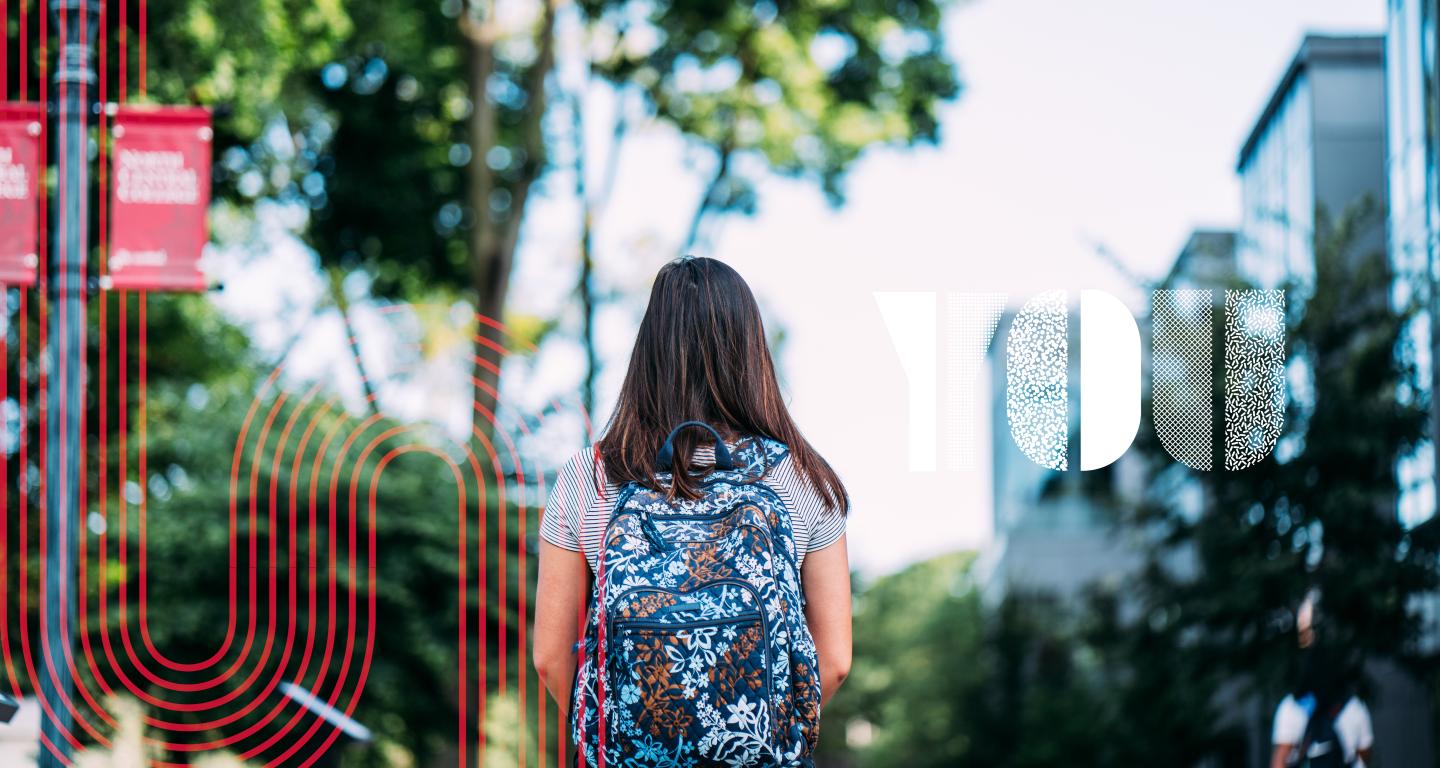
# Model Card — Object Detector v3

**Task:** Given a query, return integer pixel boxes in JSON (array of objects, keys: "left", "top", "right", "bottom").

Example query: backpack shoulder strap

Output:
[{"left": 1296, "top": 695, "right": 1344, "bottom": 765}]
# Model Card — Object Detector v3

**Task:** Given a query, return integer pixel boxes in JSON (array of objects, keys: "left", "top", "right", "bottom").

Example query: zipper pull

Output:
[{"left": 640, "top": 513, "right": 670, "bottom": 552}]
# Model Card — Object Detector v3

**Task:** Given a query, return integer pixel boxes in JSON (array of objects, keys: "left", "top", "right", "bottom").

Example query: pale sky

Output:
[{"left": 217, "top": 0, "right": 1389, "bottom": 576}]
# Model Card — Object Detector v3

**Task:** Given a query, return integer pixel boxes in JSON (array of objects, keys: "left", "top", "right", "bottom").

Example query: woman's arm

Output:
[
  {"left": 1270, "top": 744, "right": 1293, "bottom": 768},
  {"left": 801, "top": 533, "right": 853, "bottom": 707},
  {"left": 533, "top": 540, "right": 592, "bottom": 712}
]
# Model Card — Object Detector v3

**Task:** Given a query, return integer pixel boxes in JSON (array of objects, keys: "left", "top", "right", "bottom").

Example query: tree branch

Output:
[
  {"left": 683, "top": 146, "right": 731, "bottom": 255},
  {"left": 328, "top": 270, "right": 380, "bottom": 416},
  {"left": 464, "top": 0, "right": 500, "bottom": 296},
  {"left": 496, "top": 0, "right": 558, "bottom": 264}
]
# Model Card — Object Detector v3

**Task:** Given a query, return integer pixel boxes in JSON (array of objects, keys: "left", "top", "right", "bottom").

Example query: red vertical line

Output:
[
  {"left": 43, "top": 0, "right": 107, "bottom": 740},
  {"left": 135, "top": 306, "right": 260, "bottom": 675},
  {"left": 228, "top": 392, "right": 336, "bottom": 753},
  {"left": 125, "top": 340, "right": 281, "bottom": 684},
  {"left": 14, "top": 290, "right": 77, "bottom": 757},
  {"left": 35, "top": 0, "right": 46, "bottom": 529},
  {"left": 289, "top": 439, "right": 446, "bottom": 768},
  {"left": 478, "top": 437, "right": 488, "bottom": 765},
  {"left": 168, "top": 383, "right": 322, "bottom": 743},
  {"left": 572, "top": 544, "right": 586, "bottom": 768},
  {"left": 466, "top": 443, "right": 489, "bottom": 766},
  {"left": 96, "top": 0, "right": 105, "bottom": 273},
  {"left": 116, "top": 290, "right": 127, "bottom": 688},
  {"left": 2, "top": 0, "right": 8, "bottom": 100},
  {"left": 0, "top": 285, "right": 17, "bottom": 699},
  {"left": 30, "top": 18, "right": 45, "bottom": 738},
  {"left": 16, "top": 0, "right": 23, "bottom": 100},
  {"left": 93, "top": 279, "right": 150, "bottom": 711},
  {"left": 560, "top": 673, "right": 566, "bottom": 768},
  {"left": 19, "top": 293, "right": 36, "bottom": 704},
  {"left": 499, "top": 464, "right": 506, "bottom": 702},
  {"left": 299, "top": 413, "right": 360, "bottom": 759},
  {"left": 72, "top": 0, "right": 89, "bottom": 702},
  {"left": 39, "top": 0, "right": 74, "bottom": 741},
  {"left": 138, "top": 290, "right": 150, "bottom": 685},
  {"left": 572, "top": 583, "right": 585, "bottom": 768},
  {"left": 82, "top": 0, "right": 112, "bottom": 701},
  {"left": 518, "top": 450, "right": 528, "bottom": 768},
  {"left": 77, "top": 379, "right": 303, "bottom": 743},
  {"left": 54, "top": 0, "right": 71, "bottom": 691},
  {"left": 117, "top": 0, "right": 125, "bottom": 99},
  {"left": 506, "top": 400, "right": 541, "bottom": 766},
  {"left": 459, "top": 443, "right": 468, "bottom": 768},
  {"left": 272, "top": 421, "right": 390, "bottom": 768},
  {"left": 136, "top": 0, "right": 143, "bottom": 96},
  {"left": 272, "top": 413, "right": 382, "bottom": 764},
  {"left": 238, "top": 403, "right": 351, "bottom": 763},
  {"left": 29, "top": 10, "right": 97, "bottom": 737},
  {"left": 474, "top": 407, "right": 510, "bottom": 765},
  {"left": 90, "top": 282, "right": 110, "bottom": 691},
  {"left": 61, "top": 0, "right": 112, "bottom": 728},
  {"left": 94, "top": 0, "right": 109, "bottom": 660}
]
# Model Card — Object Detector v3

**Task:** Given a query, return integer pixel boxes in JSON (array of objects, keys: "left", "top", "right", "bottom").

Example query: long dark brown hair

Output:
[{"left": 596, "top": 256, "right": 848, "bottom": 512}]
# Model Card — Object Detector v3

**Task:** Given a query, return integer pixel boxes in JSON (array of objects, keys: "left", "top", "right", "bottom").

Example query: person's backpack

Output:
[
  {"left": 569, "top": 421, "right": 822, "bottom": 767},
  {"left": 1294, "top": 695, "right": 1350, "bottom": 768}
]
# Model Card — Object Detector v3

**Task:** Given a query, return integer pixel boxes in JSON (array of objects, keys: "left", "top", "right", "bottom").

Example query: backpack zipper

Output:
[{"left": 603, "top": 578, "right": 775, "bottom": 710}]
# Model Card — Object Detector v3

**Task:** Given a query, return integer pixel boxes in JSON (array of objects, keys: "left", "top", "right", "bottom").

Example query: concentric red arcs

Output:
[{"left": 3, "top": 297, "right": 590, "bottom": 767}]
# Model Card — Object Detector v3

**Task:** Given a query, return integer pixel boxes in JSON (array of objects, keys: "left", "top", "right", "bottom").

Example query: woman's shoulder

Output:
[
  {"left": 553, "top": 445, "right": 622, "bottom": 500},
  {"left": 555, "top": 445, "right": 605, "bottom": 484},
  {"left": 1339, "top": 695, "right": 1372, "bottom": 720},
  {"left": 559, "top": 445, "right": 599, "bottom": 470}
]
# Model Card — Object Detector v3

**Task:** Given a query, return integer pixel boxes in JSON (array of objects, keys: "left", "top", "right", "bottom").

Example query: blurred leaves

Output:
[
  {"left": 581, "top": 0, "right": 960, "bottom": 205},
  {"left": 818, "top": 200, "right": 1440, "bottom": 768}
]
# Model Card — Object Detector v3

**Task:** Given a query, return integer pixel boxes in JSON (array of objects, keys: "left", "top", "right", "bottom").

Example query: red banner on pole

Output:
[
  {"left": 107, "top": 105, "right": 213, "bottom": 292},
  {"left": 0, "top": 103, "right": 44, "bottom": 288}
]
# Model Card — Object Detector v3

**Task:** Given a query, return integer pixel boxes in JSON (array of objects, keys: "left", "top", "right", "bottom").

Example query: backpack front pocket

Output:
[{"left": 609, "top": 610, "right": 774, "bottom": 762}]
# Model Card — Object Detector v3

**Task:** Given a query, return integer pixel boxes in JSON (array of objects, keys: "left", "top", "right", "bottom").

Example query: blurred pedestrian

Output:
[{"left": 1270, "top": 593, "right": 1374, "bottom": 768}]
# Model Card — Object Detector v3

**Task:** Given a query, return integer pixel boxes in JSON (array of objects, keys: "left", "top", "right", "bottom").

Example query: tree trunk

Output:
[
  {"left": 683, "top": 147, "right": 731, "bottom": 255},
  {"left": 572, "top": 91, "right": 596, "bottom": 420},
  {"left": 328, "top": 270, "right": 380, "bottom": 416},
  {"left": 464, "top": 1, "right": 502, "bottom": 439},
  {"left": 463, "top": 0, "right": 556, "bottom": 440}
]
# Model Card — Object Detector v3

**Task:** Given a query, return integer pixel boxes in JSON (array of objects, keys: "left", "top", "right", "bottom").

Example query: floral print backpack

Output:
[{"left": 569, "top": 421, "right": 823, "bottom": 767}]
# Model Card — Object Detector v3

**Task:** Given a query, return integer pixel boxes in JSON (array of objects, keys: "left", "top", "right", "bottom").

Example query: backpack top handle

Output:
[{"left": 655, "top": 420, "right": 736, "bottom": 472}]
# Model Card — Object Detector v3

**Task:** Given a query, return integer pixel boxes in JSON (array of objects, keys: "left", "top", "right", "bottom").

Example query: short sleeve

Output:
[
  {"left": 1348, "top": 699, "right": 1374, "bottom": 751},
  {"left": 770, "top": 453, "right": 847, "bottom": 558},
  {"left": 806, "top": 504, "right": 847, "bottom": 552},
  {"left": 539, "top": 450, "right": 593, "bottom": 553},
  {"left": 1271, "top": 696, "right": 1306, "bottom": 746}
]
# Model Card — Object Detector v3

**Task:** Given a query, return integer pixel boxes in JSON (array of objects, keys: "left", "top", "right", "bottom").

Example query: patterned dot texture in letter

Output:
[{"left": 1006, "top": 290, "right": 1068, "bottom": 471}]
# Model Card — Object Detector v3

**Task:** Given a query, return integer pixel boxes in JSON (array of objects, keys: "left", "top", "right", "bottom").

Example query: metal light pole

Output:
[{"left": 40, "top": 1, "right": 99, "bottom": 766}]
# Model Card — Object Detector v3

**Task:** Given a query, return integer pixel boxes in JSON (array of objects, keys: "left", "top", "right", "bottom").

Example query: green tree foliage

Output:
[
  {"left": 287, "top": 0, "right": 962, "bottom": 426},
  {"left": 820, "top": 204, "right": 1440, "bottom": 768},
  {"left": 580, "top": 0, "right": 961, "bottom": 237},
  {"left": 817, "top": 552, "right": 983, "bottom": 765},
  {"left": 3, "top": 293, "right": 553, "bottom": 765},
  {"left": 5, "top": 0, "right": 966, "bottom": 763},
  {"left": 821, "top": 555, "right": 1135, "bottom": 767},
  {"left": 1116, "top": 202, "right": 1440, "bottom": 761}
]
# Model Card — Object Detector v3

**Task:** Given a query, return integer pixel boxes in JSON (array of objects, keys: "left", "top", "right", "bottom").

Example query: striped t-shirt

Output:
[{"left": 539, "top": 443, "right": 847, "bottom": 573}]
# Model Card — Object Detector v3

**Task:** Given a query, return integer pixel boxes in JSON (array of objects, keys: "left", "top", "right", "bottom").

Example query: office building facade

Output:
[
  {"left": 1236, "top": 35, "right": 1389, "bottom": 293},
  {"left": 1388, "top": 0, "right": 1440, "bottom": 527}
]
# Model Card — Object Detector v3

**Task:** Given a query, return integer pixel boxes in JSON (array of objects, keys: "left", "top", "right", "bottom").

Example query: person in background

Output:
[{"left": 1270, "top": 592, "right": 1374, "bottom": 768}]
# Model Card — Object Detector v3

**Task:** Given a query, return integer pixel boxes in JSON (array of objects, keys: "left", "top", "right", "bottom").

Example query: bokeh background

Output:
[{"left": 2, "top": 0, "right": 1440, "bottom": 765}]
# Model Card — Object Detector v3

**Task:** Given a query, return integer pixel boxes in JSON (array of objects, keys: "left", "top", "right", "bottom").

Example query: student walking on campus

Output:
[
  {"left": 1271, "top": 597, "right": 1375, "bottom": 768},
  {"left": 532, "top": 256, "right": 853, "bottom": 767}
]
